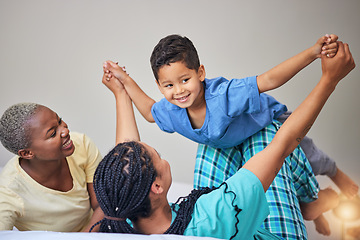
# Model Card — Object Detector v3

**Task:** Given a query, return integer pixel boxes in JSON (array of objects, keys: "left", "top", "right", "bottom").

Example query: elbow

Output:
[
  {"left": 144, "top": 114, "right": 155, "bottom": 123},
  {"left": 147, "top": 118, "right": 155, "bottom": 123},
  {"left": 257, "top": 74, "right": 273, "bottom": 93}
]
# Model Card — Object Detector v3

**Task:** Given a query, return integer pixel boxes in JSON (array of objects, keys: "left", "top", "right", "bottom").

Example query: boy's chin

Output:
[{"left": 173, "top": 103, "right": 189, "bottom": 109}]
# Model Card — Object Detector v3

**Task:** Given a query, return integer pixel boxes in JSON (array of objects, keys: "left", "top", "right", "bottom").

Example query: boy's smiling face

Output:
[{"left": 156, "top": 61, "right": 206, "bottom": 109}]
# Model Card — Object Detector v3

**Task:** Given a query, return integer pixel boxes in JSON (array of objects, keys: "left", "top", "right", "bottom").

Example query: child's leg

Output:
[
  {"left": 300, "top": 187, "right": 339, "bottom": 221},
  {"left": 313, "top": 214, "right": 331, "bottom": 236},
  {"left": 330, "top": 168, "right": 359, "bottom": 199},
  {"left": 194, "top": 144, "right": 241, "bottom": 189},
  {"left": 277, "top": 111, "right": 337, "bottom": 176},
  {"left": 297, "top": 136, "right": 337, "bottom": 176},
  {"left": 278, "top": 111, "right": 359, "bottom": 198},
  {"left": 195, "top": 121, "right": 329, "bottom": 239},
  {"left": 239, "top": 121, "right": 317, "bottom": 240}
]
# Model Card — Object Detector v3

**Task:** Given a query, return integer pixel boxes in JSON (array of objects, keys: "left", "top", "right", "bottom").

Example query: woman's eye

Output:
[
  {"left": 58, "top": 117, "right": 62, "bottom": 125},
  {"left": 50, "top": 131, "right": 56, "bottom": 138}
]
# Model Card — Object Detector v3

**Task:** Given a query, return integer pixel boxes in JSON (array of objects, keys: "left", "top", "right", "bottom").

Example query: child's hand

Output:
[
  {"left": 102, "top": 68, "right": 126, "bottom": 96},
  {"left": 103, "top": 60, "right": 130, "bottom": 85},
  {"left": 314, "top": 34, "right": 338, "bottom": 58}
]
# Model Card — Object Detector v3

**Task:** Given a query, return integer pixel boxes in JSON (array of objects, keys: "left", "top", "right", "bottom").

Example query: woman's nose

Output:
[{"left": 60, "top": 125, "right": 69, "bottom": 138}]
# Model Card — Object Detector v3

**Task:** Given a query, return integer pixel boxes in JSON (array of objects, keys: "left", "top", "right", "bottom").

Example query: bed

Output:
[{"left": 0, "top": 231, "right": 220, "bottom": 240}]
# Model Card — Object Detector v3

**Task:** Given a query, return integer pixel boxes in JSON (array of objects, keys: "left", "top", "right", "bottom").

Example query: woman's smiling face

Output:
[{"left": 24, "top": 106, "right": 75, "bottom": 161}]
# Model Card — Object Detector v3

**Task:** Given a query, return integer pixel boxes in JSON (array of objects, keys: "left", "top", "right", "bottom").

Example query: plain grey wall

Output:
[{"left": 1, "top": 0, "right": 359, "bottom": 239}]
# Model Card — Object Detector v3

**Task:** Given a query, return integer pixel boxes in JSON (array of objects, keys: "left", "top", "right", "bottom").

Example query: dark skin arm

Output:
[{"left": 81, "top": 183, "right": 104, "bottom": 232}]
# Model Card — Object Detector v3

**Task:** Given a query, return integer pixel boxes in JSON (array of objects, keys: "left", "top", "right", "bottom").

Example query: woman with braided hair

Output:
[{"left": 92, "top": 41, "right": 354, "bottom": 239}]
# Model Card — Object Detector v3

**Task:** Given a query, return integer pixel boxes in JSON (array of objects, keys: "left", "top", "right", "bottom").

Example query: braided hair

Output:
[
  {"left": 91, "top": 141, "right": 242, "bottom": 239},
  {"left": 91, "top": 141, "right": 156, "bottom": 233},
  {"left": 166, "top": 182, "right": 242, "bottom": 239},
  {"left": 165, "top": 187, "right": 214, "bottom": 234}
]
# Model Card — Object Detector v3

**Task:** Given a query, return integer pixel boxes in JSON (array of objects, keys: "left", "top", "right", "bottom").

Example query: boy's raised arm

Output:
[
  {"left": 257, "top": 34, "right": 338, "bottom": 93},
  {"left": 244, "top": 42, "right": 355, "bottom": 191},
  {"left": 103, "top": 61, "right": 156, "bottom": 123}
]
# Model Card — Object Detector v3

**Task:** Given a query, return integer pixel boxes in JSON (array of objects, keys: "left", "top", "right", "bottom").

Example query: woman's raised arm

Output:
[
  {"left": 244, "top": 42, "right": 355, "bottom": 191},
  {"left": 102, "top": 69, "right": 140, "bottom": 144}
]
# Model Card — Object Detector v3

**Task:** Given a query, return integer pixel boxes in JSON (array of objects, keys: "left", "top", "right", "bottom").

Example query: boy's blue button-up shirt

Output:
[{"left": 151, "top": 76, "right": 287, "bottom": 148}]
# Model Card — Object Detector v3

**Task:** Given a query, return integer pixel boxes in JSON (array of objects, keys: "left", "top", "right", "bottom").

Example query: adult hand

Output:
[
  {"left": 102, "top": 65, "right": 126, "bottom": 96},
  {"left": 321, "top": 41, "right": 355, "bottom": 86}
]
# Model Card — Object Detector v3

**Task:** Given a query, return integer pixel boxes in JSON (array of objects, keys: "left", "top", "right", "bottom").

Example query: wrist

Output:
[
  {"left": 121, "top": 75, "right": 133, "bottom": 86},
  {"left": 319, "top": 75, "right": 337, "bottom": 92},
  {"left": 114, "top": 88, "right": 128, "bottom": 99},
  {"left": 309, "top": 45, "right": 321, "bottom": 59}
]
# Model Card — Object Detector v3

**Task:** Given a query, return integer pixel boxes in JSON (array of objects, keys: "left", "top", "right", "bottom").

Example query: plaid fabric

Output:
[{"left": 194, "top": 121, "right": 319, "bottom": 240}]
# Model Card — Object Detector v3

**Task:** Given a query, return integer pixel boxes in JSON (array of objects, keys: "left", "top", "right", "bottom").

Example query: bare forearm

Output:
[
  {"left": 122, "top": 76, "right": 156, "bottom": 122},
  {"left": 274, "top": 78, "right": 335, "bottom": 158},
  {"left": 81, "top": 206, "right": 104, "bottom": 232},
  {"left": 82, "top": 183, "right": 103, "bottom": 232},
  {"left": 258, "top": 47, "right": 317, "bottom": 93},
  {"left": 244, "top": 77, "right": 335, "bottom": 190},
  {"left": 104, "top": 61, "right": 156, "bottom": 122},
  {"left": 114, "top": 92, "right": 140, "bottom": 144}
]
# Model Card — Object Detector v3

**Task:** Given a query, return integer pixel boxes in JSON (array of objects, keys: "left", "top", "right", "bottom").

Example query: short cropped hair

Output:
[
  {"left": 0, "top": 102, "right": 41, "bottom": 155},
  {"left": 150, "top": 34, "right": 200, "bottom": 81}
]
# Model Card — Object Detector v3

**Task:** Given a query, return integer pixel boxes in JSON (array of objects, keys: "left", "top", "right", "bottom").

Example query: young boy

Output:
[{"left": 103, "top": 34, "right": 358, "bottom": 236}]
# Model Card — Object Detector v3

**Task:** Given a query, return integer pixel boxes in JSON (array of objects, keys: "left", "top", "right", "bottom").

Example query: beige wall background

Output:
[{"left": 1, "top": 0, "right": 359, "bottom": 239}]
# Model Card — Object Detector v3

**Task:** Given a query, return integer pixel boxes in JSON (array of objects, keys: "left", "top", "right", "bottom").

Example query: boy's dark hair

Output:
[{"left": 150, "top": 34, "right": 200, "bottom": 81}]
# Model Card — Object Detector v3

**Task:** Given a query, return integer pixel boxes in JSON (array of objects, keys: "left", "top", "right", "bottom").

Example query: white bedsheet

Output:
[{"left": 0, "top": 231, "right": 221, "bottom": 240}]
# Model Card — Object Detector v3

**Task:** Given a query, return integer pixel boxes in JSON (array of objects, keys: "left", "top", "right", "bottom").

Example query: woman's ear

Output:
[
  {"left": 18, "top": 149, "right": 34, "bottom": 160},
  {"left": 198, "top": 65, "right": 206, "bottom": 82},
  {"left": 151, "top": 180, "right": 164, "bottom": 195}
]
